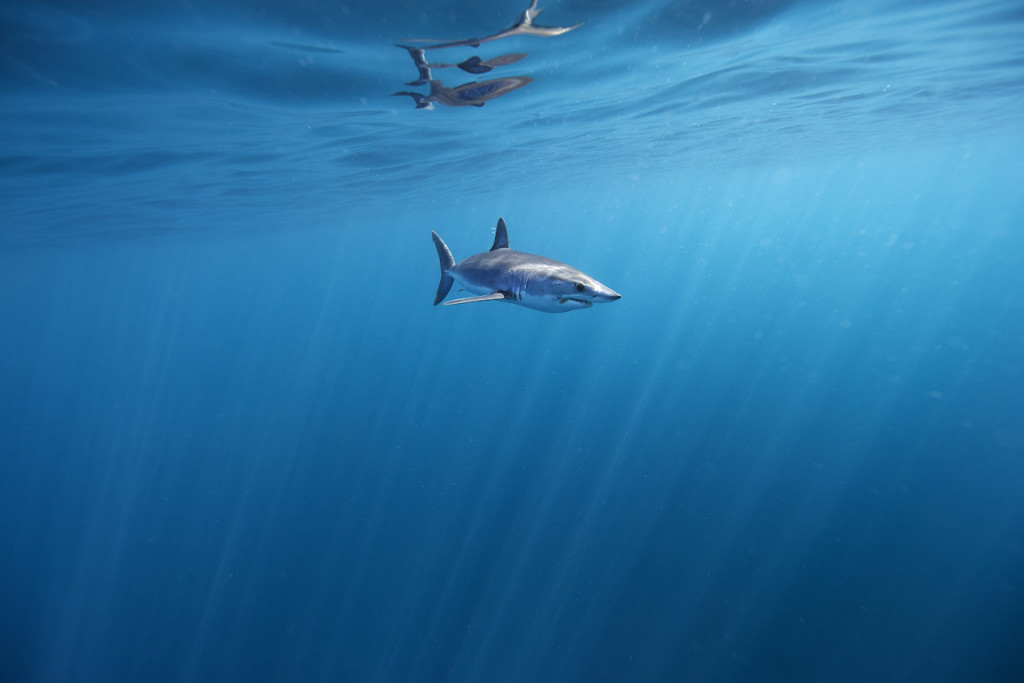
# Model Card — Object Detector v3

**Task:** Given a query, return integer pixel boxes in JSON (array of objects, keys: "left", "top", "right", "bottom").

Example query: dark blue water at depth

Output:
[{"left": 2, "top": 1, "right": 1023, "bottom": 681}]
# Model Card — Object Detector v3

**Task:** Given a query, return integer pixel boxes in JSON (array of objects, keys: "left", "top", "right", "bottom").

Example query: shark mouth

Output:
[{"left": 561, "top": 297, "right": 593, "bottom": 308}]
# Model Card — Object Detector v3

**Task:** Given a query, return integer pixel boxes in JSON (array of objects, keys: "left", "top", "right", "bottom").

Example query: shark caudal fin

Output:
[{"left": 431, "top": 231, "right": 456, "bottom": 305}]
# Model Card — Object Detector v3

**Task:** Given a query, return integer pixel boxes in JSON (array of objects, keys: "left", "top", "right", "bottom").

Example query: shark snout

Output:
[{"left": 591, "top": 284, "right": 621, "bottom": 303}]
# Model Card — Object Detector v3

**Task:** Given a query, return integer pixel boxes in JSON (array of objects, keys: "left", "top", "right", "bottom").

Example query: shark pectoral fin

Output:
[{"left": 441, "top": 292, "right": 509, "bottom": 306}]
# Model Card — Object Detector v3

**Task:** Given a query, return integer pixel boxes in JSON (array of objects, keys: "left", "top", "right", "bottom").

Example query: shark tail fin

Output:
[{"left": 432, "top": 231, "right": 456, "bottom": 305}]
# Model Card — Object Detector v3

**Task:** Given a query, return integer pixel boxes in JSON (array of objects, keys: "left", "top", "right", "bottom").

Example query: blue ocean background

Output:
[{"left": 2, "top": 0, "right": 1024, "bottom": 681}]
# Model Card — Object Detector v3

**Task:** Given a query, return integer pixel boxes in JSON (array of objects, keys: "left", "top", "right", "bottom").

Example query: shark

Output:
[{"left": 431, "top": 218, "right": 621, "bottom": 313}]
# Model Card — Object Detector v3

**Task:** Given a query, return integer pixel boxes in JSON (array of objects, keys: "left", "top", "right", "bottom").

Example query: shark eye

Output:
[{"left": 575, "top": 282, "right": 585, "bottom": 292}]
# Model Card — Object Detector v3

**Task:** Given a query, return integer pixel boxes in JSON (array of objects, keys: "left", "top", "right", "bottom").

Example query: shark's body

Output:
[{"left": 432, "top": 218, "right": 620, "bottom": 313}]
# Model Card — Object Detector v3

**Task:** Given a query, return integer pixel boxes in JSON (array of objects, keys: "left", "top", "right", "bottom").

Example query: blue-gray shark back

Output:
[{"left": 431, "top": 218, "right": 621, "bottom": 313}]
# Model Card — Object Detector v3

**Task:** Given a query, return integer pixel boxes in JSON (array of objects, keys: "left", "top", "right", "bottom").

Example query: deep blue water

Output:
[{"left": 2, "top": 0, "right": 1024, "bottom": 681}]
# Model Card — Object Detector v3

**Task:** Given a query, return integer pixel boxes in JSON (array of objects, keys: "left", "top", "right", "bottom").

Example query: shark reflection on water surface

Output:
[
  {"left": 393, "top": 76, "right": 533, "bottom": 109},
  {"left": 401, "top": 0, "right": 581, "bottom": 50},
  {"left": 398, "top": 46, "right": 527, "bottom": 86},
  {"left": 392, "top": 0, "right": 579, "bottom": 109}
]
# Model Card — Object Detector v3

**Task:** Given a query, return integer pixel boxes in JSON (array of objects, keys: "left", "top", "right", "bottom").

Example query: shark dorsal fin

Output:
[{"left": 490, "top": 217, "right": 510, "bottom": 251}]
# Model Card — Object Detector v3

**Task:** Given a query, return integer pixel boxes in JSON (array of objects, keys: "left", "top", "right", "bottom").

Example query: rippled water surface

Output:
[{"left": 4, "top": 0, "right": 1022, "bottom": 243}]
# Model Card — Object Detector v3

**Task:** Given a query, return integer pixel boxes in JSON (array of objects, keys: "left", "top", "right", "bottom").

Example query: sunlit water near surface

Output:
[{"left": 2, "top": 0, "right": 1023, "bottom": 681}]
